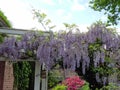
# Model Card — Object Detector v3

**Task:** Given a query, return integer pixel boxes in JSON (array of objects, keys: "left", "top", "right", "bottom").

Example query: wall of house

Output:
[
  {"left": 0, "top": 10, "right": 14, "bottom": 90},
  {"left": 0, "top": 61, "right": 5, "bottom": 90},
  {"left": 0, "top": 60, "right": 14, "bottom": 90},
  {"left": 3, "top": 62, "right": 14, "bottom": 90}
]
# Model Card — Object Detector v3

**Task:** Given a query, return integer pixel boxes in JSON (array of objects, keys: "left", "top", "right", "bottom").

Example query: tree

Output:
[
  {"left": 89, "top": 0, "right": 120, "bottom": 25},
  {"left": 0, "top": 10, "right": 12, "bottom": 27},
  {"left": 32, "top": 9, "right": 56, "bottom": 31},
  {"left": 1, "top": 9, "right": 120, "bottom": 89},
  {"left": 63, "top": 23, "right": 78, "bottom": 31}
]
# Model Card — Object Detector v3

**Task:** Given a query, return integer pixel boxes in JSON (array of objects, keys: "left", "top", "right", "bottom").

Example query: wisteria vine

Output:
[{"left": 0, "top": 25, "right": 120, "bottom": 85}]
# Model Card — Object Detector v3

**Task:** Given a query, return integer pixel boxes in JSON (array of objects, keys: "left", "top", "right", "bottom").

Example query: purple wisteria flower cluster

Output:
[{"left": 0, "top": 25, "right": 120, "bottom": 84}]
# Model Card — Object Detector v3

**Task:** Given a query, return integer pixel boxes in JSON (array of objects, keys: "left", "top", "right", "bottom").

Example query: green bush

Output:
[
  {"left": 52, "top": 82, "right": 90, "bottom": 90},
  {"left": 52, "top": 84, "right": 67, "bottom": 90},
  {"left": 100, "top": 83, "right": 120, "bottom": 90},
  {"left": 48, "top": 71, "right": 63, "bottom": 88},
  {"left": 13, "top": 61, "right": 32, "bottom": 90},
  {"left": 95, "top": 83, "right": 120, "bottom": 90},
  {"left": 79, "top": 82, "right": 90, "bottom": 90}
]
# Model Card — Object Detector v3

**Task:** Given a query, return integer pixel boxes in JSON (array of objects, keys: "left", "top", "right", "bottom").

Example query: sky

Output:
[{"left": 0, "top": 0, "right": 119, "bottom": 32}]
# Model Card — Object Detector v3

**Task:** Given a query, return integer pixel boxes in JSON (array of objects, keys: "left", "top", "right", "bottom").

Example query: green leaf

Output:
[
  {"left": 49, "top": 25, "right": 56, "bottom": 29},
  {"left": 79, "top": 82, "right": 90, "bottom": 90},
  {"left": 45, "top": 19, "right": 51, "bottom": 25}
]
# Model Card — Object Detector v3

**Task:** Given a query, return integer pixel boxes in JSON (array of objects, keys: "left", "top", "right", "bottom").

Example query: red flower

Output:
[{"left": 62, "top": 76, "right": 85, "bottom": 90}]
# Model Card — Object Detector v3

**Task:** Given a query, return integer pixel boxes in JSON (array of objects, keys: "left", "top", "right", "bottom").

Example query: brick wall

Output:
[
  {"left": 3, "top": 62, "right": 14, "bottom": 90},
  {"left": 0, "top": 61, "right": 5, "bottom": 90}
]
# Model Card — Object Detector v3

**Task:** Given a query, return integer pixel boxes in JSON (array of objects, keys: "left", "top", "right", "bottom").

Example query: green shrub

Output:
[
  {"left": 52, "top": 84, "right": 67, "bottom": 90},
  {"left": 79, "top": 82, "right": 90, "bottom": 90},
  {"left": 13, "top": 61, "right": 32, "bottom": 90},
  {"left": 96, "top": 83, "right": 120, "bottom": 90},
  {"left": 48, "top": 71, "right": 63, "bottom": 88}
]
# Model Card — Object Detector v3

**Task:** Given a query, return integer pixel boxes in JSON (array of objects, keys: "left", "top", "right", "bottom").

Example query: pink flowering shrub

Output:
[{"left": 62, "top": 76, "right": 85, "bottom": 90}]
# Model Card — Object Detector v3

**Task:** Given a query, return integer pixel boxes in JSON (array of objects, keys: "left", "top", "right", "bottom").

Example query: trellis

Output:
[
  {"left": 0, "top": 28, "right": 48, "bottom": 90},
  {"left": 1, "top": 27, "right": 120, "bottom": 89}
]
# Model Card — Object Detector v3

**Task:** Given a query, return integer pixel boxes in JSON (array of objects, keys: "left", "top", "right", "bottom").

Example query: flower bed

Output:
[{"left": 53, "top": 76, "right": 90, "bottom": 90}]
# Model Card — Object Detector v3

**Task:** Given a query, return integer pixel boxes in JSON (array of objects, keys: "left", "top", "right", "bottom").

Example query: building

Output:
[{"left": 0, "top": 10, "right": 14, "bottom": 90}]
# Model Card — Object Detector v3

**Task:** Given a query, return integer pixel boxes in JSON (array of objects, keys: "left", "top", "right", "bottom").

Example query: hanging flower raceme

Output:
[
  {"left": 0, "top": 24, "right": 120, "bottom": 85},
  {"left": 0, "top": 37, "right": 19, "bottom": 59},
  {"left": 62, "top": 76, "right": 85, "bottom": 90}
]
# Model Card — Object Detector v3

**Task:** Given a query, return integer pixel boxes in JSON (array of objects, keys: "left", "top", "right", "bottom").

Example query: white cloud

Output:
[
  {"left": 0, "top": 0, "right": 48, "bottom": 30},
  {"left": 53, "top": 24, "right": 65, "bottom": 32},
  {"left": 58, "top": 0, "right": 72, "bottom": 5},
  {"left": 72, "top": 4, "right": 85, "bottom": 11},
  {"left": 101, "top": 15, "right": 107, "bottom": 21},
  {"left": 58, "top": 0, "right": 63, "bottom": 4},
  {"left": 0, "top": 0, "right": 35, "bottom": 29},
  {"left": 84, "top": 2, "right": 89, "bottom": 8},
  {"left": 40, "top": 8, "right": 48, "bottom": 14},
  {"left": 66, "top": 0, "right": 73, "bottom": 4},
  {"left": 56, "top": 9, "right": 65, "bottom": 16},
  {"left": 71, "top": 0, "right": 85, "bottom": 11},
  {"left": 78, "top": 24, "right": 89, "bottom": 32},
  {"left": 117, "top": 28, "right": 120, "bottom": 34},
  {"left": 42, "top": 0, "right": 55, "bottom": 6},
  {"left": 63, "top": 13, "right": 72, "bottom": 20}
]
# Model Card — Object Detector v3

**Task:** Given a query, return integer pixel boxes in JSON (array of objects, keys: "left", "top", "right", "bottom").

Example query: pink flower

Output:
[{"left": 62, "top": 76, "right": 85, "bottom": 90}]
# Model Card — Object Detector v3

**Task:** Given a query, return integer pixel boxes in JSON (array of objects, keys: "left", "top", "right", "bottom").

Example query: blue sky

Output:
[{"left": 0, "top": 0, "right": 119, "bottom": 32}]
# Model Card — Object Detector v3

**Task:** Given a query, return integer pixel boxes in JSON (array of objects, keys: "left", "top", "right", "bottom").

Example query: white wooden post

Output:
[
  {"left": 41, "top": 64, "right": 48, "bottom": 90},
  {"left": 34, "top": 61, "right": 41, "bottom": 90},
  {"left": 0, "top": 28, "right": 51, "bottom": 90}
]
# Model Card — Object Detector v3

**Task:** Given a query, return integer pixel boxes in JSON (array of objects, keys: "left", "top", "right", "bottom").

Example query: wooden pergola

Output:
[{"left": 0, "top": 28, "right": 49, "bottom": 90}]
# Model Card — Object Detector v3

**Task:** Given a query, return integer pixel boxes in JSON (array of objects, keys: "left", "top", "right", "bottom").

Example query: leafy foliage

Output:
[
  {"left": 52, "top": 84, "right": 67, "bottom": 90},
  {"left": 89, "top": 0, "right": 120, "bottom": 25},
  {"left": 32, "top": 9, "right": 56, "bottom": 31},
  {"left": 63, "top": 23, "right": 78, "bottom": 31},
  {"left": 13, "top": 61, "right": 32, "bottom": 90},
  {"left": 53, "top": 76, "right": 90, "bottom": 90},
  {"left": 79, "top": 82, "right": 90, "bottom": 90},
  {"left": 0, "top": 10, "right": 12, "bottom": 27},
  {"left": 97, "top": 83, "right": 120, "bottom": 90},
  {"left": 48, "top": 71, "right": 63, "bottom": 88},
  {"left": 0, "top": 24, "right": 120, "bottom": 87},
  {"left": 0, "top": 34, "right": 4, "bottom": 43},
  {"left": 0, "top": 9, "right": 120, "bottom": 89}
]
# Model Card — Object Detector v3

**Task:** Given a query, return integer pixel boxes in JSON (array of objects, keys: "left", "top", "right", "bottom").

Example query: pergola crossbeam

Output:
[
  {"left": 0, "top": 57, "right": 35, "bottom": 61},
  {"left": 0, "top": 27, "right": 48, "bottom": 90},
  {"left": 0, "top": 28, "right": 49, "bottom": 35}
]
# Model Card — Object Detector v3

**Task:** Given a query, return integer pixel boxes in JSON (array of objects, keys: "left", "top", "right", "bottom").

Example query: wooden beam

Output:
[
  {"left": 34, "top": 61, "right": 41, "bottom": 90},
  {"left": 0, "top": 57, "right": 35, "bottom": 61},
  {"left": 41, "top": 64, "right": 48, "bottom": 90},
  {"left": 0, "top": 28, "right": 49, "bottom": 35},
  {"left": 0, "top": 28, "right": 30, "bottom": 35}
]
